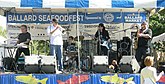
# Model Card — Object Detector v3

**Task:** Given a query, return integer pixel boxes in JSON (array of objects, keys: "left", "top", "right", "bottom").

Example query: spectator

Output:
[{"left": 141, "top": 56, "right": 164, "bottom": 84}]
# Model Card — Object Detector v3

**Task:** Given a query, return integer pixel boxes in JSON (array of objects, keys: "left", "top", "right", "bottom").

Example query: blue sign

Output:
[
  {"left": 123, "top": 12, "right": 146, "bottom": 23},
  {"left": 7, "top": 12, "right": 146, "bottom": 24}
]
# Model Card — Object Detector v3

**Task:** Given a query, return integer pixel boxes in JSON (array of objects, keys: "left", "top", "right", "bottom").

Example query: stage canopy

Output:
[{"left": 0, "top": 0, "right": 164, "bottom": 8}]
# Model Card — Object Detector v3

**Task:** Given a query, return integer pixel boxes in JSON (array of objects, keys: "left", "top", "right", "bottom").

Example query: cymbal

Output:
[{"left": 74, "top": 36, "right": 84, "bottom": 41}]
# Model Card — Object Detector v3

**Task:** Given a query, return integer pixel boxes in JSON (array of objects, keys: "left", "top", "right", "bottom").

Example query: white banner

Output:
[{"left": 7, "top": 23, "right": 140, "bottom": 45}]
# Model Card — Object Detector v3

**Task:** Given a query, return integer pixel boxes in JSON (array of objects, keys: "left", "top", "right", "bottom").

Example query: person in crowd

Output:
[
  {"left": 109, "top": 60, "right": 120, "bottom": 73},
  {"left": 47, "top": 19, "right": 65, "bottom": 71},
  {"left": 141, "top": 56, "right": 164, "bottom": 84}
]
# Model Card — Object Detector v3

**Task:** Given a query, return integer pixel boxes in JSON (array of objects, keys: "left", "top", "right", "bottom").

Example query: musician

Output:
[
  {"left": 15, "top": 25, "right": 31, "bottom": 63},
  {"left": 95, "top": 23, "right": 110, "bottom": 55},
  {"left": 135, "top": 21, "right": 152, "bottom": 72},
  {"left": 47, "top": 19, "right": 65, "bottom": 71},
  {"left": 68, "top": 36, "right": 75, "bottom": 46}
]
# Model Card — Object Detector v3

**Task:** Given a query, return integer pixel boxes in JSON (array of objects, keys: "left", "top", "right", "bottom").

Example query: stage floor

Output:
[{"left": 0, "top": 73, "right": 164, "bottom": 84}]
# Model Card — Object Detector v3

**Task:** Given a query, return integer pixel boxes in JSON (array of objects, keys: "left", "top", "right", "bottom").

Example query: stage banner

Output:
[
  {"left": 7, "top": 12, "right": 146, "bottom": 24},
  {"left": 7, "top": 23, "right": 122, "bottom": 45},
  {"left": 0, "top": 74, "right": 164, "bottom": 84}
]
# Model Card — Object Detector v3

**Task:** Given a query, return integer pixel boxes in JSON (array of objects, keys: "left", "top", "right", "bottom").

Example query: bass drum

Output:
[
  {"left": 67, "top": 45, "right": 77, "bottom": 52},
  {"left": 67, "top": 45, "right": 77, "bottom": 57}
]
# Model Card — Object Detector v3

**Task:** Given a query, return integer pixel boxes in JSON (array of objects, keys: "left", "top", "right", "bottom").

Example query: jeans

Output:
[
  {"left": 15, "top": 48, "right": 30, "bottom": 63},
  {"left": 50, "top": 44, "right": 63, "bottom": 71},
  {"left": 135, "top": 47, "right": 147, "bottom": 72}
]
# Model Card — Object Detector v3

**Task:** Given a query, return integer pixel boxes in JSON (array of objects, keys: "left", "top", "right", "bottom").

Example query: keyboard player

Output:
[{"left": 15, "top": 25, "right": 31, "bottom": 63}]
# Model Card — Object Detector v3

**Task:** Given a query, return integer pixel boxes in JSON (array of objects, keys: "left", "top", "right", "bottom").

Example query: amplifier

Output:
[
  {"left": 93, "top": 56, "right": 108, "bottom": 65},
  {"left": 25, "top": 56, "right": 38, "bottom": 65},
  {"left": 93, "top": 56, "right": 109, "bottom": 73},
  {"left": 119, "top": 56, "right": 140, "bottom": 73},
  {"left": 41, "top": 56, "right": 56, "bottom": 65},
  {"left": 24, "top": 56, "right": 56, "bottom": 73}
]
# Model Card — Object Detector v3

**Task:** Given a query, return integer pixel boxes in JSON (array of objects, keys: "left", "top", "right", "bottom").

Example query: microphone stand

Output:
[{"left": 98, "top": 30, "right": 102, "bottom": 55}]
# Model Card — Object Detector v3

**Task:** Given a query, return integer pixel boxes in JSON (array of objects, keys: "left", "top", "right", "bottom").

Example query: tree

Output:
[
  {"left": 149, "top": 9, "right": 165, "bottom": 37},
  {"left": 0, "top": 26, "right": 7, "bottom": 38}
]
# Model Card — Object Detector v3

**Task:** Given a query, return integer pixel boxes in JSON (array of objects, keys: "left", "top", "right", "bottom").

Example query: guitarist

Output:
[{"left": 94, "top": 23, "right": 110, "bottom": 55}]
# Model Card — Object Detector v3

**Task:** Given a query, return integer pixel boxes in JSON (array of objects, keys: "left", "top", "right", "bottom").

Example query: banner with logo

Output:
[
  {"left": 7, "top": 23, "right": 123, "bottom": 45},
  {"left": 7, "top": 12, "right": 146, "bottom": 24}
]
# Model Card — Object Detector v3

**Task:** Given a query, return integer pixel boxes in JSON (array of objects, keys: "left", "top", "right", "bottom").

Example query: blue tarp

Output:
[{"left": 0, "top": 74, "right": 164, "bottom": 84}]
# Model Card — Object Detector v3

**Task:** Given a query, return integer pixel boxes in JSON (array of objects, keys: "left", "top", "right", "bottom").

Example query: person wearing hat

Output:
[
  {"left": 47, "top": 19, "right": 65, "bottom": 72},
  {"left": 94, "top": 23, "right": 110, "bottom": 55},
  {"left": 135, "top": 21, "right": 152, "bottom": 72}
]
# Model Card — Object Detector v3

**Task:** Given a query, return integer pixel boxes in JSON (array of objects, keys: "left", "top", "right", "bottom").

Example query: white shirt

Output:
[
  {"left": 47, "top": 25, "right": 64, "bottom": 45},
  {"left": 141, "top": 66, "right": 162, "bottom": 84}
]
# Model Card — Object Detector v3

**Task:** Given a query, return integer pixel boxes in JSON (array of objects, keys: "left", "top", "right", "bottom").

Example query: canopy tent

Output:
[
  {"left": 0, "top": 0, "right": 164, "bottom": 71},
  {"left": 0, "top": 0, "right": 164, "bottom": 8},
  {"left": 152, "top": 33, "right": 165, "bottom": 43}
]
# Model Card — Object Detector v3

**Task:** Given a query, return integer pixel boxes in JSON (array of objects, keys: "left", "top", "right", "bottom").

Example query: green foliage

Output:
[
  {"left": 149, "top": 9, "right": 165, "bottom": 37},
  {"left": 30, "top": 40, "right": 50, "bottom": 55},
  {"left": 0, "top": 26, "right": 7, "bottom": 38}
]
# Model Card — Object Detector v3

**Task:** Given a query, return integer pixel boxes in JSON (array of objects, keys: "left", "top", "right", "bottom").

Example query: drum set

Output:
[
  {"left": 63, "top": 35, "right": 93, "bottom": 72},
  {"left": 63, "top": 28, "right": 93, "bottom": 72}
]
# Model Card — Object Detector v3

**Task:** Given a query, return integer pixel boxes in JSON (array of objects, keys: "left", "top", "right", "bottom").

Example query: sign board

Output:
[{"left": 7, "top": 12, "right": 146, "bottom": 24}]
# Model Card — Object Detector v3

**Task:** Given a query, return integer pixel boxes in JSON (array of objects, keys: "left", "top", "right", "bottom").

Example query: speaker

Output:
[
  {"left": 93, "top": 65, "right": 108, "bottom": 73},
  {"left": 24, "top": 56, "right": 39, "bottom": 73},
  {"left": 24, "top": 56, "right": 56, "bottom": 73},
  {"left": 92, "top": 56, "right": 109, "bottom": 73},
  {"left": 108, "top": 50, "right": 118, "bottom": 65},
  {"left": 119, "top": 56, "right": 140, "bottom": 73},
  {"left": 117, "top": 37, "right": 131, "bottom": 56},
  {"left": 25, "top": 65, "right": 39, "bottom": 73},
  {"left": 93, "top": 56, "right": 108, "bottom": 65},
  {"left": 41, "top": 56, "right": 56, "bottom": 73},
  {"left": 119, "top": 64, "right": 133, "bottom": 73}
]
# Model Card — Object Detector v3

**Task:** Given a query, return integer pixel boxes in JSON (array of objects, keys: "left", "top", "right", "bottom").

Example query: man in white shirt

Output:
[{"left": 47, "top": 19, "right": 65, "bottom": 71}]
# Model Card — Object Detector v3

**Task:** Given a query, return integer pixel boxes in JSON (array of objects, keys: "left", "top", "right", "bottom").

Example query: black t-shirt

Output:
[
  {"left": 18, "top": 32, "right": 31, "bottom": 45},
  {"left": 95, "top": 30, "right": 110, "bottom": 41},
  {"left": 138, "top": 29, "right": 152, "bottom": 48}
]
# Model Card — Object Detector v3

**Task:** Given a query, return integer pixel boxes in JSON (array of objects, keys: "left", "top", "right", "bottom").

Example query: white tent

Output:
[
  {"left": 0, "top": 0, "right": 164, "bottom": 70},
  {"left": 152, "top": 33, "right": 165, "bottom": 43}
]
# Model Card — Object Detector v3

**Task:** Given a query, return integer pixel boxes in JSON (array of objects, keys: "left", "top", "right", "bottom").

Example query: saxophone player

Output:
[{"left": 135, "top": 21, "right": 152, "bottom": 72}]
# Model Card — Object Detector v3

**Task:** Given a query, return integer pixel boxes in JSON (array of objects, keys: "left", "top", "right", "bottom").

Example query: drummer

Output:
[
  {"left": 68, "top": 36, "right": 75, "bottom": 46},
  {"left": 64, "top": 36, "right": 76, "bottom": 51}
]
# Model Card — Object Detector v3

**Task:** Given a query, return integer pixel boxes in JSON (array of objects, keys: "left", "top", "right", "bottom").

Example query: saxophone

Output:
[
  {"left": 134, "top": 28, "right": 148, "bottom": 49},
  {"left": 134, "top": 37, "right": 138, "bottom": 49}
]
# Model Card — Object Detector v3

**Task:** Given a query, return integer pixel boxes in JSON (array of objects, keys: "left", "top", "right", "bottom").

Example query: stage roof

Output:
[{"left": 0, "top": 0, "right": 164, "bottom": 8}]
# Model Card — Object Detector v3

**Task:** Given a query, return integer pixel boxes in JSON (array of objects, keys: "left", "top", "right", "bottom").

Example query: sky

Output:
[{"left": 0, "top": 15, "right": 6, "bottom": 30}]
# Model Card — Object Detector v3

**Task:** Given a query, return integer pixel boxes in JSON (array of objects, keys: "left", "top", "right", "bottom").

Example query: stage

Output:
[{"left": 0, "top": 73, "right": 164, "bottom": 84}]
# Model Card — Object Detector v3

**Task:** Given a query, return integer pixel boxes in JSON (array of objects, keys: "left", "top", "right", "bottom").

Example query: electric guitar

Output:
[{"left": 100, "top": 39, "right": 112, "bottom": 50}]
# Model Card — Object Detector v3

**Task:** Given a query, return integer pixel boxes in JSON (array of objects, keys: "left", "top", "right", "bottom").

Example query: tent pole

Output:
[{"left": 76, "top": 8, "right": 81, "bottom": 72}]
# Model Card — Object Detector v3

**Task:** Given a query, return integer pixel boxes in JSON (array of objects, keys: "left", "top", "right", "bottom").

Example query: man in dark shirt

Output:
[
  {"left": 135, "top": 21, "right": 152, "bottom": 72},
  {"left": 15, "top": 25, "right": 31, "bottom": 63},
  {"left": 95, "top": 23, "right": 110, "bottom": 55}
]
